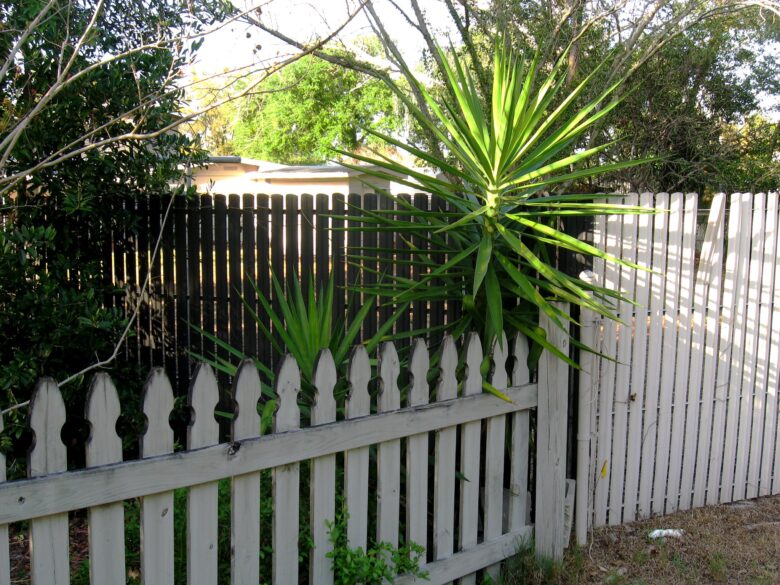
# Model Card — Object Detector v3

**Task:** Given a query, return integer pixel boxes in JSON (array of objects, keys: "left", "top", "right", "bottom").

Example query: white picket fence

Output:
[
  {"left": 578, "top": 192, "right": 780, "bottom": 535},
  {"left": 0, "top": 318, "right": 571, "bottom": 584}
]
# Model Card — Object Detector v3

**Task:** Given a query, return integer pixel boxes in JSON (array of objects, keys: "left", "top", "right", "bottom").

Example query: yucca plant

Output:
[
  {"left": 192, "top": 271, "right": 406, "bottom": 413},
  {"left": 337, "top": 42, "right": 651, "bottom": 363}
]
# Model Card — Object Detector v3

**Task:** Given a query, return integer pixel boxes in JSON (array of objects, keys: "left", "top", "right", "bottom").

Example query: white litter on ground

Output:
[{"left": 648, "top": 529, "right": 685, "bottom": 539}]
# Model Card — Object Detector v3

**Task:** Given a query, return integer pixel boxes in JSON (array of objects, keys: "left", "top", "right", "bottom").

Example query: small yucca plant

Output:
[{"left": 337, "top": 41, "right": 651, "bottom": 363}]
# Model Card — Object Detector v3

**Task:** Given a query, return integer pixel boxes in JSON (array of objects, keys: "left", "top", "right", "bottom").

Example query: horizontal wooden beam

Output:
[
  {"left": 0, "top": 384, "right": 536, "bottom": 524},
  {"left": 395, "top": 526, "right": 534, "bottom": 585}
]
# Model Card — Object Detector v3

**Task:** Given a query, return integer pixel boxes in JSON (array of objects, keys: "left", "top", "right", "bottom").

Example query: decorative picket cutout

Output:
[
  {"left": 458, "top": 333, "right": 482, "bottom": 585},
  {"left": 273, "top": 356, "right": 301, "bottom": 585},
  {"left": 377, "top": 342, "right": 402, "bottom": 552},
  {"left": 231, "top": 360, "right": 263, "bottom": 585},
  {"left": 509, "top": 333, "right": 531, "bottom": 533},
  {"left": 187, "top": 364, "right": 220, "bottom": 585},
  {"left": 86, "top": 373, "right": 126, "bottom": 585},
  {"left": 345, "top": 345, "right": 371, "bottom": 550},
  {"left": 484, "top": 334, "right": 509, "bottom": 579},
  {"left": 406, "top": 339, "right": 430, "bottom": 557},
  {"left": 141, "top": 368, "right": 176, "bottom": 585},
  {"left": 310, "top": 350, "right": 337, "bottom": 585},
  {"left": 28, "top": 378, "right": 70, "bottom": 585},
  {"left": 536, "top": 304, "right": 570, "bottom": 560},
  {"left": 433, "top": 336, "right": 458, "bottom": 562}
]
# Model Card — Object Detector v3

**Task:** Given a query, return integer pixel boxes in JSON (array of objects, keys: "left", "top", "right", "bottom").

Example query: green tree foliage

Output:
[
  {"left": 0, "top": 0, "right": 230, "bottom": 455},
  {"left": 230, "top": 51, "right": 401, "bottom": 164},
  {"left": 608, "top": 14, "right": 780, "bottom": 193},
  {"left": 446, "top": 2, "right": 779, "bottom": 194}
]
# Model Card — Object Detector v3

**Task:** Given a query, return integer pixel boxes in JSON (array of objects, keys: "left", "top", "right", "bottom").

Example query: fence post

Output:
[{"left": 535, "top": 303, "right": 570, "bottom": 561}]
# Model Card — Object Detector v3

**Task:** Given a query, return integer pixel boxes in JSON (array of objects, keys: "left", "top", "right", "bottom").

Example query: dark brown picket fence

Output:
[{"left": 106, "top": 192, "right": 454, "bottom": 394}]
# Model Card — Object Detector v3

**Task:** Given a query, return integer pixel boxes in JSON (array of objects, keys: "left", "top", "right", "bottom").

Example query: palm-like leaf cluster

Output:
[{"left": 338, "top": 43, "right": 651, "bottom": 360}]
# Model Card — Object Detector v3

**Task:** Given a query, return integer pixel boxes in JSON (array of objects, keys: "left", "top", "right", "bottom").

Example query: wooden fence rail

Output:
[
  {"left": 578, "top": 192, "right": 780, "bottom": 538},
  {"left": 0, "top": 319, "right": 570, "bottom": 584}
]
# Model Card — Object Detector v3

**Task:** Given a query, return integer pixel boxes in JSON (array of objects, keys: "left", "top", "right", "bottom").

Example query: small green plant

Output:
[
  {"left": 326, "top": 510, "right": 428, "bottom": 584},
  {"left": 708, "top": 551, "right": 727, "bottom": 582},
  {"left": 192, "top": 270, "right": 405, "bottom": 410}
]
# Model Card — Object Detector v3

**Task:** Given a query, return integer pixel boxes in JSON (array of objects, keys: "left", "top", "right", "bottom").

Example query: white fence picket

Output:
[
  {"left": 652, "top": 193, "right": 685, "bottom": 516},
  {"left": 608, "top": 194, "right": 638, "bottom": 525},
  {"left": 231, "top": 360, "right": 262, "bottom": 585},
  {"left": 310, "top": 351, "right": 337, "bottom": 585},
  {"left": 622, "top": 193, "right": 653, "bottom": 522},
  {"left": 0, "top": 413, "right": 9, "bottom": 585},
  {"left": 85, "top": 374, "right": 126, "bottom": 585},
  {"left": 458, "top": 333, "right": 482, "bottom": 585},
  {"left": 666, "top": 193, "right": 698, "bottom": 513},
  {"left": 509, "top": 334, "right": 530, "bottom": 533},
  {"left": 406, "top": 340, "right": 430, "bottom": 558},
  {"left": 187, "top": 364, "right": 220, "bottom": 585},
  {"left": 28, "top": 379, "right": 69, "bottom": 585},
  {"left": 744, "top": 193, "right": 768, "bottom": 500},
  {"left": 141, "top": 369, "right": 175, "bottom": 585},
  {"left": 535, "top": 304, "right": 570, "bottom": 560},
  {"left": 594, "top": 210, "right": 621, "bottom": 525},
  {"left": 0, "top": 331, "right": 547, "bottom": 585},
  {"left": 484, "top": 334, "right": 509, "bottom": 578},
  {"left": 708, "top": 195, "right": 742, "bottom": 505},
  {"left": 433, "top": 336, "right": 458, "bottom": 562},
  {"left": 345, "top": 346, "right": 371, "bottom": 549},
  {"left": 689, "top": 194, "right": 727, "bottom": 509},
  {"left": 772, "top": 192, "right": 780, "bottom": 494},
  {"left": 760, "top": 193, "right": 780, "bottom": 496},
  {"left": 638, "top": 193, "right": 670, "bottom": 518},
  {"left": 721, "top": 193, "right": 753, "bottom": 503},
  {"left": 377, "top": 342, "right": 402, "bottom": 554},
  {"left": 273, "top": 356, "right": 301, "bottom": 585}
]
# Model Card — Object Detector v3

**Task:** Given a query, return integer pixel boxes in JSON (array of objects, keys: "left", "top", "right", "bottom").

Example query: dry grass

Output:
[{"left": 499, "top": 495, "right": 780, "bottom": 585}]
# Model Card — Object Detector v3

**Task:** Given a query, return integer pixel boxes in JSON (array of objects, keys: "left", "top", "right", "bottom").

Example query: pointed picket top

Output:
[
  {"left": 312, "top": 350, "right": 337, "bottom": 426},
  {"left": 28, "top": 378, "right": 67, "bottom": 477},
  {"left": 490, "top": 332, "right": 509, "bottom": 390},
  {"left": 436, "top": 335, "right": 458, "bottom": 401},
  {"left": 85, "top": 373, "right": 122, "bottom": 468},
  {"left": 274, "top": 355, "right": 301, "bottom": 433},
  {"left": 512, "top": 333, "right": 531, "bottom": 386},
  {"left": 463, "top": 333, "right": 483, "bottom": 397},
  {"left": 188, "top": 363, "right": 220, "bottom": 449},
  {"left": 408, "top": 339, "right": 430, "bottom": 407},
  {"left": 232, "top": 359, "right": 262, "bottom": 440},
  {"left": 141, "top": 368, "right": 174, "bottom": 458},
  {"left": 378, "top": 342, "right": 401, "bottom": 412},
  {"left": 346, "top": 345, "right": 371, "bottom": 419}
]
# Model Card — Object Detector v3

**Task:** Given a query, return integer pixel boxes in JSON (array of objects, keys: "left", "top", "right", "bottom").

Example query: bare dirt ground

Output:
[{"left": 504, "top": 495, "right": 780, "bottom": 585}]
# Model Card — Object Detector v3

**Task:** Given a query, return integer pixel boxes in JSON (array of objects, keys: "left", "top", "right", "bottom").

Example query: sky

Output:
[{"left": 190, "top": 0, "right": 456, "bottom": 77}]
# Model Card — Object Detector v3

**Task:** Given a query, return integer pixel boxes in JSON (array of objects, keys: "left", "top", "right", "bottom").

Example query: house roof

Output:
[{"left": 204, "top": 156, "right": 425, "bottom": 181}]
